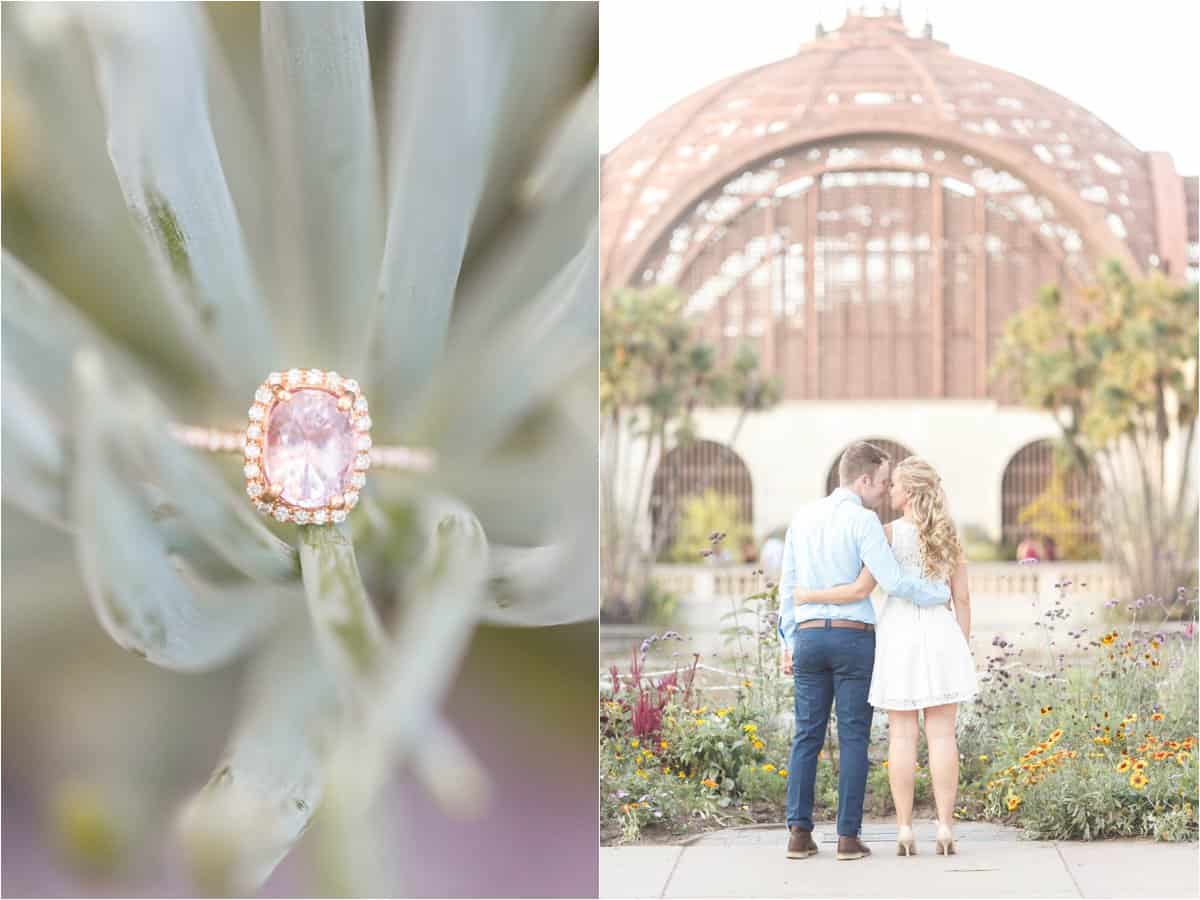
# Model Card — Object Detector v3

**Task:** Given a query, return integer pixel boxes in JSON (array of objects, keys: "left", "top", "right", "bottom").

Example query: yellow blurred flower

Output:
[
  {"left": 979, "top": 754, "right": 989, "bottom": 762},
  {"left": 1129, "top": 772, "right": 1149, "bottom": 790},
  {"left": 701, "top": 778, "right": 718, "bottom": 789},
  {"left": 1006, "top": 794, "right": 1022, "bottom": 811},
  {"left": 762, "top": 764, "right": 776, "bottom": 773}
]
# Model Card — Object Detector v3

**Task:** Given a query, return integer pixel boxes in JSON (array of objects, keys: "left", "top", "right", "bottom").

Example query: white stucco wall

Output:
[{"left": 606, "top": 400, "right": 1062, "bottom": 547}]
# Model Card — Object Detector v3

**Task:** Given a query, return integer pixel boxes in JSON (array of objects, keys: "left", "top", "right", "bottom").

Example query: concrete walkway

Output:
[{"left": 600, "top": 821, "right": 1200, "bottom": 898}]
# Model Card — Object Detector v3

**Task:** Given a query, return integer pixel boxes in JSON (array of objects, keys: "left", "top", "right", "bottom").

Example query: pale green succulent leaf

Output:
[
  {"left": 71, "top": 353, "right": 296, "bottom": 670},
  {"left": 466, "top": 3, "right": 598, "bottom": 256},
  {"left": 2, "top": 251, "right": 156, "bottom": 529},
  {"left": 83, "top": 3, "right": 274, "bottom": 396},
  {"left": 260, "top": 2, "right": 382, "bottom": 370},
  {"left": 2, "top": 367, "right": 69, "bottom": 529},
  {"left": 298, "top": 524, "right": 389, "bottom": 696},
  {"left": 452, "top": 75, "right": 598, "bottom": 345},
  {"left": 428, "top": 227, "right": 599, "bottom": 456},
  {"left": 177, "top": 616, "right": 341, "bottom": 895},
  {"left": 2, "top": 9, "right": 221, "bottom": 389},
  {"left": 368, "top": 4, "right": 543, "bottom": 429},
  {"left": 328, "top": 498, "right": 489, "bottom": 810}
]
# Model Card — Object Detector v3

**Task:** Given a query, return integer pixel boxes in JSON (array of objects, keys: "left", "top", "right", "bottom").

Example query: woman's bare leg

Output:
[
  {"left": 886, "top": 709, "right": 920, "bottom": 827},
  {"left": 923, "top": 702, "right": 959, "bottom": 826}
]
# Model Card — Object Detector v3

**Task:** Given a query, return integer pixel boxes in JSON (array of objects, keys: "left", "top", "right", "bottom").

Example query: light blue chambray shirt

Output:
[{"left": 777, "top": 487, "right": 952, "bottom": 645}]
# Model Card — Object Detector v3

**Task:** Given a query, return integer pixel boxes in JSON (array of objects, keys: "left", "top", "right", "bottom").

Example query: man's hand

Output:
[{"left": 782, "top": 648, "right": 793, "bottom": 676}]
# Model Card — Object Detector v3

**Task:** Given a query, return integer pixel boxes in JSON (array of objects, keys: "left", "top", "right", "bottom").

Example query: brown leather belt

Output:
[{"left": 797, "top": 619, "right": 875, "bottom": 633}]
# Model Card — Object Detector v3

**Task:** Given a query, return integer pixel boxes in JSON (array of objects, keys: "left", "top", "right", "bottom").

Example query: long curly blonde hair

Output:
[{"left": 893, "top": 456, "right": 962, "bottom": 582}]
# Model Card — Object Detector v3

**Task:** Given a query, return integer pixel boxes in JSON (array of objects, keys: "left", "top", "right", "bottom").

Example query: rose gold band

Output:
[{"left": 169, "top": 424, "right": 436, "bottom": 473}]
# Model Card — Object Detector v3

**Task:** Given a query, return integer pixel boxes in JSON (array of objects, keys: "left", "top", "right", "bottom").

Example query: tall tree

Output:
[
  {"left": 991, "top": 262, "right": 1198, "bottom": 599},
  {"left": 600, "top": 286, "right": 779, "bottom": 620}
]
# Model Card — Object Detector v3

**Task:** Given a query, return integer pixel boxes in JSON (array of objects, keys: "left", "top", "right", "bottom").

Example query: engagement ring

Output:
[{"left": 170, "top": 368, "right": 435, "bottom": 525}]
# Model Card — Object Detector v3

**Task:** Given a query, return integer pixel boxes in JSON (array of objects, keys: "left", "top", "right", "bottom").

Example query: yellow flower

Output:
[
  {"left": 1048, "top": 729, "right": 1064, "bottom": 742},
  {"left": 741, "top": 680, "right": 752, "bottom": 688},
  {"left": 742, "top": 723, "right": 758, "bottom": 733},
  {"left": 1133, "top": 759, "right": 1147, "bottom": 771},
  {"left": 1101, "top": 633, "right": 1116, "bottom": 645},
  {"left": 660, "top": 740, "right": 669, "bottom": 750},
  {"left": 752, "top": 739, "right": 765, "bottom": 751},
  {"left": 1116, "top": 759, "right": 1132, "bottom": 773},
  {"left": 778, "top": 768, "right": 788, "bottom": 777},
  {"left": 1006, "top": 794, "right": 1022, "bottom": 811},
  {"left": 762, "top": 763, "right": 776, "bottom": 772},
  {"left": 1151, "top": 712, "right": 1164, "bottom": 722},
  {"left": 678, "top": 772, "right": 686, "bottom": 780},
  {"left": 1129, "top": 772, "right": 1149, "bottom": 790},
  {"left": 630, "top": 739, "right": 640, "bottom": 748},
  {"left": 1177, "top": 752, "right": 1191, "bottom": 765},
  {"left": 663, "top": 767, "right": 671, "bottom": 775},
  {"left": 1040, "top": 706, "right": 1053, "bottom": 715},
  {"left": 701, "top": 778, "right": 719, "bottom": 789},
  {"left": 882, "top": 760, "right": 889, "bottom": 768},
  {"left": 979, "top": 754, "right": 989, "bottom": 762},
  {"left": 1153, "top": 751, "right": 1170, "bottom": 761},
  {"left": 635, "top": 769, "right": 648, "bottom": 779}
]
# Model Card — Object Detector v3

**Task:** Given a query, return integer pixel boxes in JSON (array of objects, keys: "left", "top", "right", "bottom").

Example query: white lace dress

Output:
[{"left": 868, "top": 518, "right": 979, "bottom": 711}]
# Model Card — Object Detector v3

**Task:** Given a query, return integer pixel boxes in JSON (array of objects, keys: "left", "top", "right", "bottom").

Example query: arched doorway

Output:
[
  {"left": 1001, "top": 439, "right": 1101, "bottom": 558},
  {"left": 650, "top": 440, "right": 753, "bottom": 560},
  {"left": 825, "top": 438, "right": 915, "bottom": 525}
]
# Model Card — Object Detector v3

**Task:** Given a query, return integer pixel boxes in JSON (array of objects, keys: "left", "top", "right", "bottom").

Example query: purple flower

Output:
[
  {"left": 1105, "top": 598, "right": 1120, "bottom": 608},
  {"left": 1185, "top": 622, "right": 1196, "bottom": 640}
]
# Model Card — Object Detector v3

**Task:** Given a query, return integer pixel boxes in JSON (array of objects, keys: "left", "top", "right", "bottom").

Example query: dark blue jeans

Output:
[{"left": 786, "top": 623, "right": 876, "bottom": 837}]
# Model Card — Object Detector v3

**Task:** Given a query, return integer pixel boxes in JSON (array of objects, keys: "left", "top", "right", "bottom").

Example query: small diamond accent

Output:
[
  {"left": 248, "top": 405, "right": 266, "bottom": 421},
  {"left": 294, "top": 510, "right": 311, "bottom": 524},
  {"left": 312, "top": 509, "right": 328, "bottom": 525},
  {"left": 247, "top": 424, "right": 263, "bottom": 440},
  {"left": 255, "top": 387, "right": 273, "bottom": 404},
  {"left": 355, "top": 416, "right": 372, "bottom": 432},
  {"left": 354, "top": 454, "right": 371, "bottom": 470},
  {"left": 332, "top": 509, "right": 348, "bottom": 523},
  {"left": 245, "top": 444, "right": 261, "bottom": 459},
  {"left": 273, "top": 505, "right": 290, "bottom": 522},
  {"left": 356, "top": 434, "right": 372, "bottom": 451},
  {"left": 287, "top": 368, "right": 303, "bottom": 386},
  {"left": 351, "top": 472, "right": 366, "bottom": 489},
  {"left": 342, "top": 379, "right": 360, "bottom": 394},
  {"left": 247, "top": 482, "right": 263, "bottom": 498},
  {"left": 244, "top": 463, "right": 261, "bottom": 478},
  {"left": 353, "top": 396, "right": 369, "bottom": 413},
  {"left": 344, "top": 490, "right": 359, "bottom": 508},
  {"left": 326, "top": 372, "right": 342, "bottom": 391},
  {"left": 306, "top": 369, "right": 323, "bottom": 385},
  {"left": 268, "top": 372, "right": 283, "bottom": 386}
]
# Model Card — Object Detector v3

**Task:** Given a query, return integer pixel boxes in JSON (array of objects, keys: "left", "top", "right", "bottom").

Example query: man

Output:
[{"left": 779, "top": 442, "right": 951, "bottom": 861}]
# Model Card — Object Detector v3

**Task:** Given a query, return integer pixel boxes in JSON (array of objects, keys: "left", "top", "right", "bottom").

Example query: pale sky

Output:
[{"left": 600, "top": 0, "right": 1200, "bottom": 175}]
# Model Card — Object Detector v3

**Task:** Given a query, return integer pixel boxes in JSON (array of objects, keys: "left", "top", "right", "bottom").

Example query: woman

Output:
[{"left": 795, "top": 456, "right": 977, "bottom": 856}]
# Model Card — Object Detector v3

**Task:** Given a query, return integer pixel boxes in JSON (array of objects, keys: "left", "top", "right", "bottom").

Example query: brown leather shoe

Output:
[
  {"left": 786, "top": 826, "right": 818, "bottom": 859},
  {"left": 836, "top": 835, "right": 872, "bottom": 860}
]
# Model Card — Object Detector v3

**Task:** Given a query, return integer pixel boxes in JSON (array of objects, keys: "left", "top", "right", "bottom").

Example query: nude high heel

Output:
[
  {"left": 935, "top": 822, "right": 957, "bottom": 855},
  {"left": 896, "top": 825, "right": 917, "bottom": 856}
]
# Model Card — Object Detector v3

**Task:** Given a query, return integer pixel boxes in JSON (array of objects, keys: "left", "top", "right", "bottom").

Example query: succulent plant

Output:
[{"left": 3, "top": 2, "right": 597, "bottom": 894}]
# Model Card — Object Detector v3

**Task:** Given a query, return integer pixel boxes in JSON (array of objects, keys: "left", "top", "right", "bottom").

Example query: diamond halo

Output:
[{"left": 243, "top": 369, "right": 371, "bottom": 524}]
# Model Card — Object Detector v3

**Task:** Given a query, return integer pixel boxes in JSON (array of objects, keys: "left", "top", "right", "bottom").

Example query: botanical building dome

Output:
[{"left": 601, "top": 10, "right": 1190, "bottom": 401}]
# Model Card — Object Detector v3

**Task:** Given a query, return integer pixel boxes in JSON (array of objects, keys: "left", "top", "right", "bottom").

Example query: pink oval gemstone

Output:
[{"left": 264, "top": 389, "right": 355, "bottom": 508}]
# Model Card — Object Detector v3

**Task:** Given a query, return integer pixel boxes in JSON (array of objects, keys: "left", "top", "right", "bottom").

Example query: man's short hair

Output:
[{"left": 838, "top": 441, "right": 890, "bottom": 486}]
